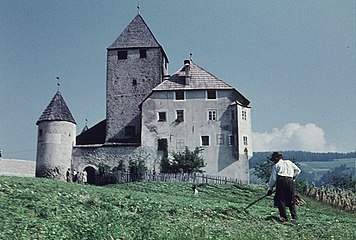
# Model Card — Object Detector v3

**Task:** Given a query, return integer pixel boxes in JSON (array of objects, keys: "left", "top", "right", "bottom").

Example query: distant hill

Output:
[
  {"left": 249, "top": 151, "right": 356, "bottom": 185},
  {"left": 249, "top": 151, "right": 356, "bottom": 168}
]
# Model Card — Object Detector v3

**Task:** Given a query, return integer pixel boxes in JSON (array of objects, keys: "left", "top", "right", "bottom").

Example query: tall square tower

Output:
[{"left": 106, "top": 14, "right": 168, "bottom": 143}]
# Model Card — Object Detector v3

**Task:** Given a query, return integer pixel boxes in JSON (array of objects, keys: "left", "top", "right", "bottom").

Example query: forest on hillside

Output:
[
  {"left": 250, "top": 151, "right": 356, "bottom": 188},
  {"left": 249, "top": 151, "right": 356, "bottom": 168}
]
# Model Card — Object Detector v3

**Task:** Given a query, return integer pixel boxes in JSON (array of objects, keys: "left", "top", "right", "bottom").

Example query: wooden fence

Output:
[{"left": 96, "top": 171, "right": 247, "bottom": 185}]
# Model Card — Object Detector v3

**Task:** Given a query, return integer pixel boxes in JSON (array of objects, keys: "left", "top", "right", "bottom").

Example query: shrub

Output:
[{"left": 161, "top": 147, "right": 206, "bottom": 173}]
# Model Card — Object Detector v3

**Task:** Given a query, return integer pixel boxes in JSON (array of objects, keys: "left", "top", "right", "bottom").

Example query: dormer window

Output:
[
  {"left": 118, "top": 50, "right": 128, "bottom": 60},
  {"left": 175, "top": 90, "right": 185, "bottom": 100},
  {"left": 140, "top": 49, "right": 147, "bottom": 58},
  {"left": 207, "top": 90, "right": 217, "bottom": 99}
]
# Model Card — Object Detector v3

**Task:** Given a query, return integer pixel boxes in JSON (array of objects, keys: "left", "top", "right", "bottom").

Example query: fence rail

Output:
[{"left": 95, "top": 171, "right": 247, "bottom": 185}]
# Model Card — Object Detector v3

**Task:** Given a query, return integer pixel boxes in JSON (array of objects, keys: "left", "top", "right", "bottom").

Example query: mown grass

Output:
[{"left": 0, "top": 176, "right": 355, "bottom": 240}]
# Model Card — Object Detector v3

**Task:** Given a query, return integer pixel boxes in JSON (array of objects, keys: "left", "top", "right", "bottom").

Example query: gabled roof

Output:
[
  {"left": 154, "top": 60, "right": 234, "bottom": 91},
  {"left": 108, "top": 14, "right": 161, "bottom": 49},
  {"left": 36, "top": 91, "right": 76, "bottom": 125},
  {"left": 149, "top": 60, "right": 250, "bottom": 105},
  {"left": 76, "top": 119, "right": 106, "bottom": 145}
]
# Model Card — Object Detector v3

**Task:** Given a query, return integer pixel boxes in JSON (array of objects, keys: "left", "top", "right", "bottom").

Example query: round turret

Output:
[{"left": 36, "top": 90, "right": 76, "bottom": 180}]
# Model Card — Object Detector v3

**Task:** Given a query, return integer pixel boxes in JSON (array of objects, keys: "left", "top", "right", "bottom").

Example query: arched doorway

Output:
[{"left": 83, "top": 166, "right": 96, "bottom": 184}]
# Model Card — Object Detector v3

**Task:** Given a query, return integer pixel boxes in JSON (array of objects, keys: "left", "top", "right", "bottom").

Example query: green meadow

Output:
[{"left": 0, "top": 176, "right": 355, "bottom": 240}]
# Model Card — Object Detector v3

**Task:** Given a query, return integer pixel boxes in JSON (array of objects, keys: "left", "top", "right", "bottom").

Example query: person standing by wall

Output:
[
  {"left": 82, "top": 169, "right": 87, "bottom": 184},
  {"left": 267, "top": 152, "right": 301, "bottom": 222},
  {"left": 66, "top": 168, "right": 71, "bottom": 182}
]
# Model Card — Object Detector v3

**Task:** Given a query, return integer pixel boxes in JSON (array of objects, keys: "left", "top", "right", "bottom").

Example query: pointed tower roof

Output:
[
  {"left": 108, "top": 14, "right": 161, "bottom": 49},
  {"left": 36, "top": 91, "right": 76, "bottom": 125}
]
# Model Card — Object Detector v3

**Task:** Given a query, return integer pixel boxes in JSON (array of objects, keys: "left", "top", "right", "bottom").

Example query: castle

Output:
[{"left": 35, "top": 13, "right": 253, "bottom": 183}]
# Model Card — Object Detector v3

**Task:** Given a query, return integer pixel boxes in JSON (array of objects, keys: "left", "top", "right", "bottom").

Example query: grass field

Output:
[
  {"left": 0, "top": 176, "right": 355, "bottom": 240},
  {"left": 299, "top": 158, "right": 355, "bottom": 172}
]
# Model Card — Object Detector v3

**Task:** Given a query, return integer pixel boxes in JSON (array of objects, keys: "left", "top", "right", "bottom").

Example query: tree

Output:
[
  {"left": 253, "top": 156, "right": 300, "bottom": 183},
  {"left": 96, "top": 163, "right": 115, "bottom": 185},
  {"left": 253, "top": 156, "right": 273, "bottom": 183},
  {"left": 172, "top": 147, "right": 206, "bottom": 173},
  {"left": 159, "top": 140, "right": 171, "bottom": 173},
  {"left": 319, "top": 164, "right": 356, "bottom": 190},
  {"left": 161, "top": 147, "right": 206, "bottom": 173},
  {"left": 112, "top": 160, "right": 126, "bottom": 172},
  {"left": 129, "top": 159, "right": 147, "bottom": 182}
]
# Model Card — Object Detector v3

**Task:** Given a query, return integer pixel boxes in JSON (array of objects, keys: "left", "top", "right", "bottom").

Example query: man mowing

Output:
[{"left": 267, "top": 152, "right": 301, "bottom": 222}]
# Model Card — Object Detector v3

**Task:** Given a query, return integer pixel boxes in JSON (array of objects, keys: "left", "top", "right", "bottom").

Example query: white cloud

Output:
[{"left": 252, "top": 123, "right": 338, "bottom": 152}]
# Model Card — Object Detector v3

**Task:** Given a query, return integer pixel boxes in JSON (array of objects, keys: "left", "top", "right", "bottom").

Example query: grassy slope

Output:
[{"left": 0, "top": 176, "right": 355, "bottom": 240}]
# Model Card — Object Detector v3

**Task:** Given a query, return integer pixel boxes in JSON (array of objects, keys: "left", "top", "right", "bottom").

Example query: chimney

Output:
[
  {"left": 163, "top": 75, "right": 170, "bottom": 82},
  {"left": 184, "top": 60, "right": 190, "bottom": 85}
]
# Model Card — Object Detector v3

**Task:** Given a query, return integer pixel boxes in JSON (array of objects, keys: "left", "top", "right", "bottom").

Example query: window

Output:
[
  {"left": 132, "top": 79, "right": 137, "bottom": 85},
  {"left": 140, "top": 49, "right": 147, "bottom": 58},
  {"left": 158, "top": 112, "right": 167, "bottom": 122},
  {"left": 217, "top": 134, "right": 224, "bottom": 145},
  {"left": 175, "top": 90, "right": 185, "bottom": 100},
  {"left": 176, "top": 110, "right": 184, "bottom": 122},
  {"left": 118, "top": 50, "right": 128, "bottom": 60},
  {"left": 158, "top": 138, "right": 168, "bottom": 150},
  {"left": 176, "top": 139, "right": 185, "bottom": 150},
  {"left": 125, "top": 126, "right": 135, "bottom": 136},
  {"left": 243, "top": 136, "right": 248, "bottom": 145},
  {"left": 208, "top": 109, "right": 217, "bottom": 121},
  {"left": 242, "top": 111, "right": 247, "bottom": 121},
  {"left": 39, "top": 129, "right": 43, "bottom": 137},
  {"left": 207, "top": 90, "right": 217, "bottom": 99},
  {"left": 228, "top": 135, "right": 235, "bottom": 146},
  {"left": 201, "top": 136, "right": 210, "bottom": 146}
]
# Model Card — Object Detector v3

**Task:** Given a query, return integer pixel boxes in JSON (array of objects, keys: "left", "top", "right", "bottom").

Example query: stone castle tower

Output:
[
  {"left": 35, "top": 90, "right": 76, "bottom": 179},
  {"left": 105, "top": 14, "right": 168, "bottom": 143}
]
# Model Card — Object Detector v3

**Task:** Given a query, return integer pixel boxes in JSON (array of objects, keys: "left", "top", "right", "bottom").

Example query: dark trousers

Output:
[{"left": 274, "top": 176, "right": 297, "bottom": 220}]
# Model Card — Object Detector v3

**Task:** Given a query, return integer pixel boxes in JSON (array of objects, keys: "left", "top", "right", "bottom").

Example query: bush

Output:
[
  {"left": 161, "top": 147, "right": 206, "bottom": 173},
  {"left": 129, "top": 159, "right": 147, "bottom": 182}
]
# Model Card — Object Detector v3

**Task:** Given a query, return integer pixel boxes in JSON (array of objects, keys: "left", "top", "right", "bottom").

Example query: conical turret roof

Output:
[
  {"left": 36, "top": 91, "right": 76, "bottom": 125},
  {"left": 108, "top": 14, "right": 161, "bottom": 49}
]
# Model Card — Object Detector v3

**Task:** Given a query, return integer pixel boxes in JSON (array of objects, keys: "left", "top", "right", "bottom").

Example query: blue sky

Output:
[{"left": 0, "top": 0, "right": 355, "bottom": 160}]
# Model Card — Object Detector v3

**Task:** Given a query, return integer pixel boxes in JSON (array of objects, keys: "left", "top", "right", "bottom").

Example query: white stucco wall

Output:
[
  {"left": 36, "top": 121, "right": 76, "bottom": 179},
  {"left": 142, "top": 89, "right": 252, "bottom": 182}
]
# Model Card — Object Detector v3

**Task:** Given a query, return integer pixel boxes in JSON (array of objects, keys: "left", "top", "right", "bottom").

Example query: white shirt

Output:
[{"left": 268, "top": 159, "right": 301, "bottom": 190}]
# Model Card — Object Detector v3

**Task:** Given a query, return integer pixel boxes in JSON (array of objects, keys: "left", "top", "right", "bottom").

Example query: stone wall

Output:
[
  {"left": 72, "top": 144, "right": 162, "bottom": 174},
  {"left": 106, "top": 48, "right": 166, "bottom": 143}
]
